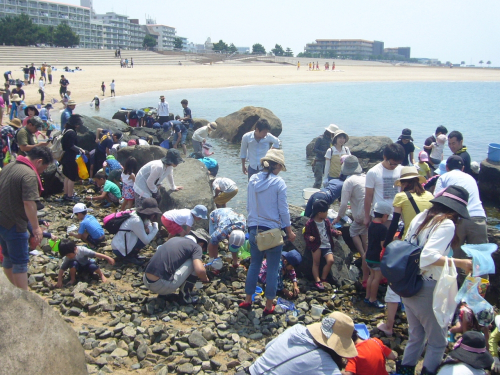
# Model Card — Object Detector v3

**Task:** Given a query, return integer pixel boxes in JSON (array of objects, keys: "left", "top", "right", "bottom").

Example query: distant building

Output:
[
  {"left": 304, "top": 39, "right": 385, "bottom": 58},
  {"left": 236, "top": 46, "right": 250, "bottom": 54},
  {"left": 95, "top": 12, "right": 145, "bottom": 50},
  {"left": 143, "top": 23, "right": 176, "bottom": 51},
  {"left": 384, "top": 47, "right": 411, "bottom": 59},
  {"left": 417, "top": 58, "right": 440, "bottom": 65}
]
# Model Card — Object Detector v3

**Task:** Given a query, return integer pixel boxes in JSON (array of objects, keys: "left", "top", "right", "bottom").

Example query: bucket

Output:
[
  {"left": 302, "top": 188, "right": 320, "bottom": 200},
  {"left": 488, "top": 143, "right": 500, "bottom": 162},
  {"left": 311, "top": 304, "right": 324, "bottom": 319},
  {"left": 252, "top": 286, "right": 264, "bottom": 302}
]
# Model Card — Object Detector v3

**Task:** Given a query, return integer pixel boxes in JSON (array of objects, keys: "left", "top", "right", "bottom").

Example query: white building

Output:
[
  {"left": 143, "top": 23, "right": 176, "bottom": 51},
  {"left": 95, "top": 12, "right": 145, "bottom": 50}
]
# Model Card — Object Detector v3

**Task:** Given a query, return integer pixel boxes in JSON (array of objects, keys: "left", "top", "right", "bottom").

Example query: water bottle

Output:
[{"left": 211, "top": 258, "right": 223, "bottom": 270}]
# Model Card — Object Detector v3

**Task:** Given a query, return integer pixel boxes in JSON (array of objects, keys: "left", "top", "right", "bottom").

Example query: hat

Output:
[
  {"left": 209, "top": 122, "right": 217, "bottom": 130},
  {"left": 325, "top": 124, "right": 339, "bottom": 134},
  {"left": 11, "top": 94, "right": 21, "bottom": 102},
  {"left": 312, "top": 199, "right": 329, "bottom": 217},
  {"left": 471, "top": 161, "right": 480, "bottom": 174},
  {"left": 437, "top": 160, "right": 447, "bottom": 175},
  {"left": 185, "top": 235, "right": 196, "bottom": 243},
  {"left": 161, "top": 149, "right": 184, "bottom": 165},
  {"left": 449, "top": 331, "right": 494, "bottom": 369},
  {"left": 127, "top": 139, "right": 137, "bottom": 146},
  {"left": 71, "top": 203, "right": 88, "bottom": 218},
  {"left": 332, "top": 129, "right": 349, "bottom": 143},
  {"left": 44, "top": 103, "right": 53, "bottom": 109},
  {"left": 260, "top": 149, "right": 286, "bottom": 171},
  {"left": 282, "top": 249, "right": 302, "bottom": 267},
  {"left": 137, "top": 110, "right": 146, "bottom": 118},
  {"left": 6, "top": 118, "right": 22, "bottom": 128},
  {"left": 229, "top": 229, "right": 246, "bottom": 250},
  {"left": 191, "top": 205, "right": 208, "bottom": 220},
  {"left": 67, "top": 99, "right": 76, "bottom": 106},
  {"left": 430, "top": 185, "right": 470, "bottom": 219},
  {"left": 307, "top": 311, "right": 358, "bottom": 358},
  {"left": 40, "top": 115, "right": 48, "bottom": 121},
  {"left": 106, "top": 155, "right": 116, "bottom": 160},
  {"left": 373, "top": 201, "right": 393, "bottom": 216},
  {"left": 395, "top": 166, "right": 426, "bottom": 186},
  {"left": 160, "top": 95, "right": 165, "bottom": 99},
  {"left": 476, "top": 306, "right": 494, "bottom": 327},
  {"left": 437, "top": 134, "right": 447, "bottom": 144},
  {"left": 189, "top": 228, "right": 210, "bottom": 246},
  {"left": 446, "top": 155, "right": 464, "bottom": 171},
  {"left": 136, "top": 198, "right": 162, "bottom": 216},
  {"left": 28, "top": 116, "right": 44, "bottom": 129},
  {"left": 341, "top": 155, "right": 362, "bottom": 176},
  {"left": 399, "top": 128, "right": 413, "bottom": 141},
  {"left": 418, "top": 150, "right": 429, "bottom": 162}
]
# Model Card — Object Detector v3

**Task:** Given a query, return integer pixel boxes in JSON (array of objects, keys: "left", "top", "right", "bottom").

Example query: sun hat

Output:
[
  {"left": 209, "top": 122, "right": 217, "bottom": 130},
  {"left": 282, "top": 249, "right": 302, "bottom": 267},
  {"left": 185, "top": 235, "right": 196, "bottom": 243},
  {"left": 332, "top": 129, "right": 349, "bottom": 143},
  {"left": 418, "top": 150, "right": 429, "bottom": 162},
  {"left": 136, "top": 198, "right": 162, "bottom": 216},
  {"left": 437, "top": 134, "right": 447, "bottom": 144},
  {"left": 229, "top": 229, "right": 246, "bottom": 250},
  {"left": 341, "top": 155, "right": 362, "bottom": 176},
  {"left": 28, "top": 116, "right": 44, "bottom": 129},
  {"left": 11, "top": 93, "right": 21, "bottom": 102},
  {"left": 191, "top": 205, "right": 208, "bottom": 220},
  {"left": 189, "top": 228, "right": 211, "bottom": 246},
  {"left": 6, "top": 118, "right": 22, "bottom": 128},
  {"left": 449, "top": 331, "right": 494, "bottom": 369},
  {"left": 71, "top": 203, "right": 89, "bottom": 218},
  {"left": 430, "top": 185, "right": 470, "bottom": 219},
  {"left": 67, "top": 99, "right": 77, "bottom": 106},
  {"left": 395, "top": 166, "right": 426, "bottom": 186},
  {"left": 399, "top": 128, "right": 413, "bottom": 141},
  {"left": 437, "top": 160, "right": 447, "bottom": 175},
  {"left": 373, "top": 200, "right": 393, "bottom": 216},
  {"left": 471, "top": 161, "right": 480, "bottom": 174},
  {"left": 312, "top": 199, "right": 329, "bottom": 217},
  {"left": 306, "top": 311, "right": 358, "bottom": 358},
  {"left": 446, "top": 155, "right": 464, "bottom": 171},
  {"left": 260, "top": 149, "right": 286, "bottom": 171},
  {"left": 161, "top": 148, "right": 184, "bottom": 165},
  {"left": 325, "top": 124, "right": 339, "bottom": 134}
]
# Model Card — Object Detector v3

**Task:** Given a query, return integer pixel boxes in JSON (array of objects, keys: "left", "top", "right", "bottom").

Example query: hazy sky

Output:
[{"left": 71, "top": 0, "right": 498, "bottom": 64}]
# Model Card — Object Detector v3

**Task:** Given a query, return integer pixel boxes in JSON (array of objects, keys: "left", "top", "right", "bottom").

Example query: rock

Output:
[
  {"left": 111, "top": 111, "right": 128, "bottom": 123},
  {"left": 78, "top": 115, "right": 129, "bottom": 152},
  {"left": 485, "top": 227, "right": 500, "bottom": 307},
  {"left": 40, "top": 163, "right": 64, "bottom": 197},
  {"left": 0, "top": 272, "right": 87, "bottom": 375},
  {"left": 136, "top": 343, "right": 149, "bottom": 361},
  {"left": 110, "top": 348, "right": 128, "bottom": 357},
  {"left": 116, "top": 145, "right": 167, "bottom": 170},
  {"left": 478, "top": 159, "right": 500, "bottom": 204},
  {"left": 193, "top": 118, "right": 209, "bottom": 131},
  {"left": 237, "top": 349, "right": 253, "bottom": 362},
  {"left": 202, "top": 327, "right": 216, "bottom": 341},
  {"left": 122, "top": 325, "right": 136, "bottom": 339},
  {"left": 212, "top": 106, "right": 282, "bottom": 143},
  {"left": 188, "top": 331, "right": 208, "bottom": 348},
  {"left": 248, "top": 332, "right": 263, "bottom": 340},
  {"left": 177, "top": 363, "right": 194, "bottom": 374}
]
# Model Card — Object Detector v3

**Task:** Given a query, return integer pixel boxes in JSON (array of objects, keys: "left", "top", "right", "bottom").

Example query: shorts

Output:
[
  {"left": 349, "top": 221, "right": 367, "bottom": 238},
  {"left": 24, "top": 74, "right": 29, "bottom": 80},
  {"left": 366, "top": 260, "right": 381, "bottom": 270},
  {"left": 174, "top": 132, "right": 187, "bottom": 145},
  {"left": 87, "top": 235, "right": 104, "bottom": 247},
  {"left": 0, "top": 224, "right": 29, "bottom": 273},
  {"left": 61, "top": 155, "right": 78, "bottom": 181},
  {"left": 384, "top": 285, "right": 401, "bottom": 303},
  {"left": 122, "top": 183, "right": 135, "bottom": 200},
  {"left": 66, "top": 259, "right": 99, "bottom": 274},
  {"left": 106, "top": 192, "right": 120, "bottom": 204},
  {"left": 129, "top": 118, "right": 138, "bottom": 127},
  {"left": 161, "top": 216, "right": 184, "bottom": 236},
  {"left": 320, "top": 247, "right": 332, "bottom": 257},
  {"left": 59, "top": 86, "right": 67, "bottom": 94},
  {"left": 214, "top": 189, "right": 238, "bottom": 205}
]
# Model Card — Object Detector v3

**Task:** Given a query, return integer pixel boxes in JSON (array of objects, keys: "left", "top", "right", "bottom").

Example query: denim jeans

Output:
[
  {"left": 0, "top": 224, "right": 29, "bottom": 273},
  {"left": 244, "top": 228, "right": 283, "bottom": 300}
]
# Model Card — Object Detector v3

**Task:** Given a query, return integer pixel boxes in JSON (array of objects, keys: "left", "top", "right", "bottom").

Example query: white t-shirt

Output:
[
  {"left": 437, "top": 363, "right": 486, "bottom": 375},
  {"left": 315, "top": 221, "right": 330, "bottom": 249},
  {"left": 39, "top": 80, "right": 44, "bottom": 90},
  {"left": 213, "top": 177, "right": 237, "bottom": 193},
  {"left": 163, "top": 208, "right": 194, "bottom": 227},
  {"left": 110, "top": 82, "right": 115, "bottom": 90},
  {"left": 324, "top": 145, "right": 351, "bottom": 159},
  {"left": 430, "top": 142, "right": 445, "bottom": 160},
  {"left": 365, "top": 162, "right": 403, "bottom": 217},
  {"left": 121, "top": 172, "right": 134, "bottom": 186}
]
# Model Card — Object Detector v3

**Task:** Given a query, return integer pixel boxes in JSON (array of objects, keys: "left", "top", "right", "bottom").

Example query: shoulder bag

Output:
[{"left": 254, "top": 190, "right": 284, "bottom": 251}]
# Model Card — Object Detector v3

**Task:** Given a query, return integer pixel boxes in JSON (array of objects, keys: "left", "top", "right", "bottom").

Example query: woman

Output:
[
  {"left": 239, "top": 149, "right": 296, "bottom": 315},
  {"left": 397, "top": 185, "right": 473, "bottom": 375},
  {"left": 378, "top": 166, "right": 434, "bottom": 337},
  {"left": 436, "top": 331, "right": 493, "bottom": 375},
  {"left": 111, "top": 198, "right": 160, "bottom": 265},
  {"left": 192, "top": 121, "right": 217, "bottom": 154},
  {"left": 22, "top": 105, "right": 39, "bottom": 126},
  {"left": 323, "top": 129, "right": 350, "bottom": 186},
  {"left": 61, "top": 114, "right": 85, "bottom": 202},
  {"left": 248, "top": 311, "right": 357, "bottom": 375}
]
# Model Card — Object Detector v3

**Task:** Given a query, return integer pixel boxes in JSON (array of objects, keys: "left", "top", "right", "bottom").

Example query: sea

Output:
[{"left": 75, "top": 81, "right": 500, "bottom": 222}]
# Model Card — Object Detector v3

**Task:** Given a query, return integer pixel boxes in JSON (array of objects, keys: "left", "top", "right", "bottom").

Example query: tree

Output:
[
  {"left": 37, "top": 25, "right": 54, "bottom": 45},
  {"left": 284, "top": 47, "right": 294, "bottom": 57},
  {"left": 271, "top": 44, "right": 284, "bottom": 56},
  {"left": 0, "top": 14, "right": 39, "bottom": 46},
  {"left": 252, "top": 43, "right": 266, "bottom": 55},
  {"left": 229, "top": 43, "right": 238, "bottom": 53},
  {"left": 143, "top": 34, "right": 157, "bottom": 50},
  {"left": 212, "top": 39, "right": 229, "bottom": 53},
  {"left": 173, "top": 37, "right": 183, "bottom": 50},
  {"left": 479, "top": 60, "right": 484, "bottom": 67},
  {"left": 461, "top": 61, "right": 465, "bottom": 66},
  {"left": 487, "top": 61, "right": 491, "bottom": 67},
  {"left": 53, "top": 22, "right": 79, "bottom": 47}
]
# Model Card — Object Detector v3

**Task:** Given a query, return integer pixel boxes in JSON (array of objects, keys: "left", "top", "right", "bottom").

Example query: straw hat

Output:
[
  {"left": 332, "top": 129, "right": 349, "bottom": 143},
  {"left": 260, "top": 149, "right": 286, "bottom": 171},
  {"left": 67, "top": 99, "right": 77, "bottom": 106},
  {"left": 209, "top": 122, "right": 217, "bottom": 130},
  {"left": 306, "top": 311, "right": 358, "bottom": 358},
  {"left": 6, "top": 118, "right": 22, "bottom": 128},
  {"left": 395, "top": 166, "right": 426, "bottom": 186},
  {"left": 11, "top": 93, "right": 22, "bottom": 102},
  {"left": 325, "top": 124, "right": 339, "bottom": 134}
]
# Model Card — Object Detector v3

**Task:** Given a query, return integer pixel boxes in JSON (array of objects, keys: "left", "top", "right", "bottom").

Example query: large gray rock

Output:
[
  {"left": 485, "top": 227, "right": 500, "bottom": 308},
  {"left": 193, "top": 118, "right": 209, "bottom": 131},
  {"left": 40, "top": 162, "right": 64, "bottom": 197},
  {"left": 78, "top": 115, "right": 129, "bottom": 152},
  {"left": 116, "top": 145, "right": 167, "bottom": 170},
  {"left": 478, "top": 159, "right": 500, "bottom": 204},
  {"left": 0, "top": 273, "right": 88, "bottom": 375},
  {"left": 212, "top": 106, "right": 282, "bottom": 143}
]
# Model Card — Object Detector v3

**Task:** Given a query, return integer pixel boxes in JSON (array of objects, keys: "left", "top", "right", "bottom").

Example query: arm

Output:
[
  {"left": 95, "top": 252, "right": 115, "bottom": 266},
  {"left": 130, "top": 173, "right": 136, "bottom": 182},
  {"left": 323, "top": 158, "right": 331, "bottom": 184},
  {"left": 304, "top": 221, "right": 315, "bottom": 244},
  {"left": 95, "top": 128, "right": 102, "bottom": 143},
  {"left": 384, "top": 209, "right": 401, "bottom": 247},
  {"left": 56, "top": 268, "right": 65, "bottom": 288},
  {"left": 364, "top": 187, "right": 374, "bottom": 226},
  {"left": 19, "top": 143, "right": 49, "bottom": 152},
  {"left": 86, "top": 191, "right": 107, "bottom": 201},
  {"left": 239, "top": 135, "right": 248, "bottom": 174},
  {"left": 434, "top": 176, "right": 444, "bottom": 195},
  {"left": 270, "top": 135, "right": 280, "bottom": 149},
  {"left": 277, "top": 181, "right": 294, "bottom": 242},
  {"left": 214, "top": 187, "right": 221, "bottom": 198},
  {"left": 180, "top": 225, "right": 192, "bottom": 236},
  {"left": 489, "top": 328, "right": 500, "bottom": 357},
  {"left": 430, "top": 256, "right": 472, "bottom": 273},
  {"left": 409, "top": 152, "right": 415, "bottom": 165},
  {"left": 24, "top": 201, "right": 42, "bottom": 245},
  {"left": 335, "top": 180, "right": 352, "bottom": 221},
  {"left": 193, "top": 259, "right": 209, "bottom": 282},
  {"left": 105, "top": 147, "right": 110, "bottom": 156},
  {"left": 146, "top": 164, "right": 162, "bottom": 194},
  {"left": 133, "top": 220, "right": 159, "bottom": 245}
]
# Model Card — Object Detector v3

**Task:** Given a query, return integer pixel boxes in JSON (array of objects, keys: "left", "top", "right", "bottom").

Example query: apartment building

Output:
[
  {"left": 143, "top": 24, "right": 176, "bottom": 51},
  {"left": 304, "top": 39, "right": 384, "bottom": 58},
  {"left": 95, "top": 12, "right": 145, "bottom": 50}
]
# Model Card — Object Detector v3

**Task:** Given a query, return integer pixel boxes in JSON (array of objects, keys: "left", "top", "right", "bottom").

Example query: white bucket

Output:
[
  {"left": 303, "top": 188, "right": 320, "bottom": 204},
  {"left": 311, "top": 304, "right": 324, "bottom": 319}
]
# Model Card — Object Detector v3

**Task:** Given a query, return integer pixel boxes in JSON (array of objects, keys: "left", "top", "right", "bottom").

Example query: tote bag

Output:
[{"left": 432, "top": 258, "right": 458, "bottom": 328}]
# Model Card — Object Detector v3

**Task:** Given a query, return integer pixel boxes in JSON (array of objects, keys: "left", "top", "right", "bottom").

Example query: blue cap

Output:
[
  {"left": 282, "top": 249, "right": 302, "bottom": 267},
  {"left": 40, "top": 115, "right": 48, "bottom": 121},
  {"left": 191, "top": 205, "right": 208, "bottom": 219},
  {"left": 437, "top": 160, "right": 447, "bottom": 175},
  {"left": 137, "top": 110, "right": 146, "bottom": 118}
]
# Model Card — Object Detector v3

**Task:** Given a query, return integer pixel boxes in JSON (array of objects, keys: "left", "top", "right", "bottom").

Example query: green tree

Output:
[
  {"left": 53, "top": 22, "right": 79, "bottom": 47},
  {"left": 252, "top": 43, "right": 266, "bottom": 55},
  {"left": 284, "top": 47, "right": 294, "bottom": 57},
  {"left": 229, "top": 43, "right": 238, "bottom": 53},
  {"left": 173, "top": 37, "right": 183, "bottom": 50},
  {"left": 460, "top": 61, "right": 466, "bottom": 66},
  {"left": 37, "top": 25, "right": 54, "bottom": 45},
  {"left": 487, "top": 60, "right": 491, "bottom": 67},
  {"left": 0, "top": 14, "right": 39, "bottom": 46},
  {"left": 143, "top": 34, "right": 157, "bottom": 49},
  {"left": 212, "top": 39, "right": 229, "bottom": 53},
  {"left": 271, "top": 44, "right": 284, "bottom": 56},
  {"left": 479, "top": 60, "right": 484, "bottom": 67}
]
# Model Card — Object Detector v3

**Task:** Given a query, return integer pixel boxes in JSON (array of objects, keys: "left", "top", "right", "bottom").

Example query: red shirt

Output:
[{"left": 345, "top": 338, "right": 392, "bottom": 375}]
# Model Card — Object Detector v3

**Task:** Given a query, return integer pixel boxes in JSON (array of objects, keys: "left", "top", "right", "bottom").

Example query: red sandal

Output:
[
  {"left": 239, "top": 301, "right": 252, "bottom": 310},
  {"left": 263, "top": 306, "right": 275, "bottom": 316}
]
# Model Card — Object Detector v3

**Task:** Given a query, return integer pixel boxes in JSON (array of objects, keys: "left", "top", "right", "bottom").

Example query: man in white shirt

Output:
[
  {"left": 239, "top": 119, "right": 280, "bottom": 180},
  {"left": 110, "top": 80, "right": 115, "bottom": 97},
  {"left": 435, "top": 155, "right": 487, "bottom": 259},
  {"left": 157, "top": 95, "right": 170, "bottom": 124},
  {"left": 212, "top": 177, "right": 238, "bottom": 208}
]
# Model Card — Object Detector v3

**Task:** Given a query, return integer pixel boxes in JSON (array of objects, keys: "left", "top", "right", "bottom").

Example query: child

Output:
[
  {"left": 180, "top": 99, "right": 193, "bottom": 129},
  {"left": 429, "top": 134, "right": 447, "bottom": 167},
  {"left": 120, "top": 156, "right": 137, "bottom": 211},
  {"left": 161, "top": 205, "right": 208, "bottom": 241},
  {"left": 38, "top": 76, "right": 45, "bottom": 104},
  {"left": 91, "top": 95, "right": 100, "bottom": 109},
  {"left": 85, "top": 172, "right": 122, "bottom": 207},
  {"left": 304, "top": 199, "right": 340, "bottom": 290},
  {"left": 68, "top": 203, "right": 106, "bottom": 248},
  {"left": 364, "top": 201, "right": 392, "bottom": 309},
  {"left": 258, "top": 249, "right": 302, "bottom": 298},
  {"left": 110, "top": 79, "right": 115, "bottom": 97},
  {"left": 55, "top": 239, "right": 114, "bottom": 287},
  {"left": 417, "top": 150, "right": 431, "bottom": 179},
  {"left": 101, "top": 81, "right": 105, "bottom": 96},
  {"left": 103, "top": 155, "right": 123, "bottom": 175},
  {"left": 449, "top": 303, "right": 492, "bottom": 348}
]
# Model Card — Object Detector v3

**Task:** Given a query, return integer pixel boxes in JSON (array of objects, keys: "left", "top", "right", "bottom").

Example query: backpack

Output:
[
  {"left": 50, "top": 129, "right": 73, "bottom": 161},
  {"left": 103, "top": 211, "right": 132, "bottom": 234}
]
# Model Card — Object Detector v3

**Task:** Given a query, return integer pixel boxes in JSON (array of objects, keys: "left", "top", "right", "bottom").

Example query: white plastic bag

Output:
[{"left": 433, "top": 258, "right": 458, "bottom": 328}]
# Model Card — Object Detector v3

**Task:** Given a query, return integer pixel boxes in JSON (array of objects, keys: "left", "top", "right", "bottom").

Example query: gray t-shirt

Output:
[
  {"left": 61, "top": 246, "right": 96, "bottom": 269},
  {"left": 315, "top": 221, "right": 330, "bottom": 249},
  {"left": 145, "top": 237, "right": 202, "bottom": 281}
]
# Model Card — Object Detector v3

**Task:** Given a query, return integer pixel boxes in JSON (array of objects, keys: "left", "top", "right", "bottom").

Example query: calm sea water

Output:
[{"left": 76, "top": 81, "right": 500, "bottom": 217}]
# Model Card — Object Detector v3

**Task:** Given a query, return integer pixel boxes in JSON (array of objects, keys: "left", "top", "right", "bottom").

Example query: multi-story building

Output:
[
  {"left": 143, "top": 23, "right": 176, "bottom": 51},
  {"left": 304, "top": 39, "right": 384, "bottom": 58},
  {"left": 384, "top": 47, "right": 411, "bottom": 59},
  {"left": 95, "top": 12, "right": 145, "bottom": 50}
]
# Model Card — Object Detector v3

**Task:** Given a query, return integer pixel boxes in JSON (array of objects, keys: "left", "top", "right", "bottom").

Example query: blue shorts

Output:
[
  {"left": 320, "top": 247, "right": 332, "bottom": 257},
  {"left": 174, "top": 132, "right": 187, "bottom": 145},
  {"left": 0, "top": 224, "right": 29, "bottom": 273}
]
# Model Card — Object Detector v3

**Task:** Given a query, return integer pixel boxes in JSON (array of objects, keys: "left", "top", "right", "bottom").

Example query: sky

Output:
[{"left": 70, "top": 0, "right": 499, "bottom": 64}]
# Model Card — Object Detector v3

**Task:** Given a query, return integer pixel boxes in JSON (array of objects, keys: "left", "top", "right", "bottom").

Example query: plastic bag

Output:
[
  {"left": 455, "top": 277, "right": 493, "bottom": 315},
  {"left": 76, "top": 155, "right": 89, "bottom": 180},
  {"left": 461, "top": 243, "right": 497, "bottom": 276},
  {"left": 433, "top": 259, "right": 458, "bottom": 328},
  {"left": 277, "top": 297, "right": 296, "bottom": 312}
]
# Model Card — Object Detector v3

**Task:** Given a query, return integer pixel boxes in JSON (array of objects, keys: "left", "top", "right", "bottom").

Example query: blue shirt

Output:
[
  {"left": 172, "top": 120, "right": 187, "bottom": 134},
  {"left": 105, "top": 158, "right": 122, "bottom": 174},
  {"left": 198, "top": 157, "right": 217, "bottom": 169},
  {"left": 97, "top": 133, "right": 113, "bottom": 153},
  {"left": 209, "top": 208, "right": 246, "bottom": 245},
  {"left": 183, "top": 107, "right": 193, "bottom": 124},
  {"left": 60, "top": 107, "right": 72, "bottom": 127},
  {"left": 239, "top": 131, "right": 280, "bottom": 170},
  {"left": 78, "top": 214, "right": 105, "bottom": 240}
]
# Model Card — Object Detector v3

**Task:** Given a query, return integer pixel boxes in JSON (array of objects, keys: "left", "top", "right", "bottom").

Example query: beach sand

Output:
[{"left": 2, "top": 62, "right": 500, "bottom": 118}]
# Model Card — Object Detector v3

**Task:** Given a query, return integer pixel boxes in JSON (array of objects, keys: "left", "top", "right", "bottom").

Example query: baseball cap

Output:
[
  {"left": 71, "top": 203, "right": 89, "bottom": 218},
  {"left": 418, "top": 151, "right": 429, "bottom": 162},
  {"left": 191, "top": 205, "right": 208, "bottom": 219},
  {"left": 229, "top": 230, "right": 245, "bottom": 250},
  {"left": 40, "top": 115, "right": 48, "bottom": 121},
  {"left": 373, "top": 201, "right": 393, "bottom": 216},
  {"left": 282, "top": 249, "right": 302, "bottom": 267},
  {"left": 446, "top": 155, "right": 464, "bottom": 171}
]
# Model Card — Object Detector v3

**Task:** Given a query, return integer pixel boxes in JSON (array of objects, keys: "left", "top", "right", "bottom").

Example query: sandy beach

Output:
[{"left": 3, "top": 62, "right": 500, "bottom": 117}]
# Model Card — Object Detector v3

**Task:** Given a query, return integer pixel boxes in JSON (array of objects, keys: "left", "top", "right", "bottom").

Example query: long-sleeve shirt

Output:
[
  {"left": 239, "top": 131, "right": 280, "bottom": 170},
  {"left": 313, "top": 135, "right": 331, "bottom": 161},
  {"left": 337, "top": 173, "right": 366, "bottom": 223},
  {"left": 489, "top": 327, "right": 500, "bottom": 357},
  {"left": 157, "top": 101, "right": 169, "bottom": 117},
  {"left": 133, "top": 160, "right": 175, "bottom": 198},
  {"left": 111, "top": 213, "right": 159, "bottom": 256},
  {"left": 192, "top": 125, "right": 210, "bottom": 142},
  {"left": 60, "top": 107, "right": 72, "bottom": 127}
]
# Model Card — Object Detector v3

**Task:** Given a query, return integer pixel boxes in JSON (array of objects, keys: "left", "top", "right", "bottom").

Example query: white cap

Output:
[
  {"left": 229, "top": 230, "right": 245, "bottom": 249},
  {"left": 71, "top": 203, "right": 88, "bottom": 218},
  {"left": 373, "top": 201, "right": 393, "bottom": 216},
  {"left": 185, "top": 235, "right": 196, "bottom": 243}
]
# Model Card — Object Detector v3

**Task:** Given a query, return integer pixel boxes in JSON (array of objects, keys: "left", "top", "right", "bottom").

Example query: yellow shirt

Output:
[
  {"left": 393, "top": 191, "right": 434, "bottom": 237},
  {"left": 418, "top": 162, "right": 430, "bottom": 178}
]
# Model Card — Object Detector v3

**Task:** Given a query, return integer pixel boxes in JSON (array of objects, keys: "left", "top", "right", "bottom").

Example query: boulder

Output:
[
  {"left": 111, "top": 111, "right": 128, "bottom": 123},
  {"left": 40, "top": 162, "right": 64, "bottom": 197},
  {"left": 78, "top": 115, "right": 129, "bottom": 152},
  {"left": 485, "top": 227, "right": 500, "bottom": 307},
  {"left": 0, "top": 272, "right": 87, "bottom": 375},
  {"left": 212, "top": 106, "right": 282, "bottom": 143},
  {"left": 306, "top": 135, "right": 392, "bottom": 172},
  {"left": 158, "top": 158, "right": 215, "bottom": 232},
  {"left": 116, "top": 145, "right": 167, "bottom": 170},
  {"left": 478, "top": 159, "right": 500, "bottom": 204},
  {"left": 93, "top": 116, "right": 128, "bottom": 129},
  {"left": 193, "top": 118, "right": 209, "bottom": 131}
]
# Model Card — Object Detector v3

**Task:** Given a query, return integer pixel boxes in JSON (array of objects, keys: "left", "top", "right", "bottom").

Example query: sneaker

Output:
[
  {"left": 263, "top": 305, "right": 275, "bottom": 316},
  {"left": 368, "top": 300, "right": 386, "bottom": 309},
  {"left": 179, "top": 280, "right": 193, "bottom": 304},
  {"left": 100, "top": 202, "right": 112, "bottom": 208},
  {"left": 123, "top": 256, "right": 145, "bottom": 266},
  {"left": 239, "top": 301, "right": 252, "bottom": 310},
  {"left": 315, "top": 282, "right": 325, "bottom": 290},
  {"left": 363, "top": 298, "right": 370, "bottom": 304}
]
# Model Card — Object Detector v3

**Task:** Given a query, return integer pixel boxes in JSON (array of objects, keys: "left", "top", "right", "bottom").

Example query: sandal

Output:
[
  {"left": 377, "top": 322, "right": 393, "bottom": 337},
  {"left": 239, "top": 301, "right": 252, "bottom": 310},
  {"left": 263, "top": 306, "right": 275, "bottom": 316},
  {"left": 315, "top": 281, "right": 325, "bottom": 290}
]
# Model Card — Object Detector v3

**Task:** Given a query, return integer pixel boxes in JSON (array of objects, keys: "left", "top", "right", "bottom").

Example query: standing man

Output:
[
  {"left": 180, "top": 99, "right": 193, "bottom": 129},
  {"left": 172, "top": 116, "right": 188, "bottom": 155},
  {"left": 448, "top": 130, "right": 472, "bottom": 175},
  {"left": 28, "top": 63, "right": 36, "bottom": 84},
  {"left": 157, "top": 95, "right": 169, "bottom": 124},
  {"left": 0, "top": 146, "right": 53, "bottom": 290},
  {"left": 60, "top": 99, "right": 76, "bottom": 127},
  {"left": 59, "top": 74, "right": 69, "bottom": 99},
  {"left": 22, "top": 65, "right": 29, "bottom": 84},
  {"left": 47, "top": 64, "right": 52, "bottom": 84},
  {"left": 16, "top": 116, "right": 49, "bottom": 156},
  {"left": 110, "top": 79, "right": 115, "bottom": 97},
  {"left": 239, "top": 119, "right": 280, "bottom": 180},
  {"left": 12, "top": 82, "right": 25, "bottom": 101},
  {"left": 311, "top": 124, "right": 337, "bottom": 188}
]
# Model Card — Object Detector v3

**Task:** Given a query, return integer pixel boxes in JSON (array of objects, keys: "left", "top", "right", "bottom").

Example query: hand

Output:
[
  {"left": 55, "top": 280, "right": 63, "bottom": 288},
  {"left": 242, "top": 165, "right": 248, "bottom": 175},
  {"left": 50, "top": 234, "right": 58, "bottom": 240},
  {"left": 311, "top": 159, "right": 316, "bottom": 167},
  {"left": 492, "top": 357, "right": 500, "bottom": 372},
  {"left": 201, "top": 277, "right": 210, "bottom": 283},
  {"left": 151, "top": 191, "right": 160, "bottom": 199},
  {"left": 175, "top": 186, "right": 183, "bottom": 191},
  {"left": 202, "top": 138, "right": 206, "bottom": 143},
  {"left": 332, "top": 217, "right": 339, "bottom": 225},
  {"left": 364, "top": 216, "right": 371, "bottom": 227},
  {"left": 456, "top": 258, "right": 473, "bottom": 275},
  {"left": 293, "top": 286, "right": 300, "bottom": 296},
  {"left": 309, "top": 236, "right": 315, "bottom": 241},
  {"left": 107, "top": 258, "right": 115, "bottom": 266},
  {"left": 32, "top": 226, "right": 43, "bottom": 246},
  {"left": 287, "top": 231, "right": 296, "bottom": 242},
  {"left": 333, "top": 230, "right": 342, "bottom": 236}
]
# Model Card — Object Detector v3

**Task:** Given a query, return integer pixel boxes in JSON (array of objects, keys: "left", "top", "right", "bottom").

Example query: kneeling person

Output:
[
  {"left": 86, "top": 172, "right": 121, "bottom": 207},
  {"left": 68, "top": 203, "right": 105, "bottom": 248}
]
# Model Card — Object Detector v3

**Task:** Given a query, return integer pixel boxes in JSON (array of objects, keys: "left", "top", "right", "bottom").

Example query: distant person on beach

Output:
[
  {"left": 192, "top": 121, "right": 216, "bottom": 154},
  {"left": 4, "top": 71, "right": 12, "bottom": 82},
  {"left": 47, "top": 65, "right": 52, "bottom": 84},
  {"left": 61, "top": 115, "right": 85, "bottom": 202},
  {"left": 62, "top": 90, "right": 71, "bottom": 108},
  {"left": 332, "top": 61, "right": 336, "bottom": 70},
  {"left": 29, "top": 63, "right": 36, "bottom": 84},
  {"left": 131, "top": 58, "right": 134, "bottom": 68},
  {"left": 60, "top": 99, "right": 76, "bottom": 128},
  {"left": 308, "top": 62, "right": 312, "bottom": 70},
  {"left": 448, "top": 130, "right": 472, "bottom": 175},
  {"left": 311, "top": 124, "right": 337, "bottom": 188},
  {"left": 59, "top": 75, "right": 69, "bottom": 99},
  {"left": 297, "top": 61, "right": 300, "bottom": 70},
  {"left": 157, "top": 95, "right": 169, "bottom": 124},
  {"left": 22, "top": 65, "right": 29, "bottom": 84},
  {"left": 101, "top": 81, "right": 105, "bottom": 96},
  {"left": 110, "top": 79, "right": 115, "bottom": 97},
  {"left": 172, "top": 116, "right": 188, "bottom": 155},
  {"left": 240, "top": 119, "right": 280, "bottom": 180},
  {"left": 316, "top": 61, "right": 319, "bottom": 70},
  {"left": 324, "top": 129, "right": 350, "bottom": 185},
  {"left": 3, "top": 83, "right": 10, "bottom": 115},
  {"left": 396, "top": 128, "right": 416, "bottom": 166},
  {"left": 180, "top": 99, "right": 194, "bottom": 129},
  {"left": 40, "top": 63, "right": 46, "bottom": 82},
  {"left": 12, "top": 82, "right": 25, "bottom": 101},
  {"left": 91, "top": 95, "right": 100, "bottom": 109},
  {"left": 38, "top": 76, "right": 45, "bottom": 104}
]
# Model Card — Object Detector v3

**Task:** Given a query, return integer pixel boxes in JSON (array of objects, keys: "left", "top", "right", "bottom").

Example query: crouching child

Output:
[
  {"left": 68, "top": 203, "right": 105, "bottom": 248},
  {"left": 258, "top": 249, "right": 302, "bottom": 298},
  {"left": 86, "top": 171, "right": 122, "bottom": 207}
]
